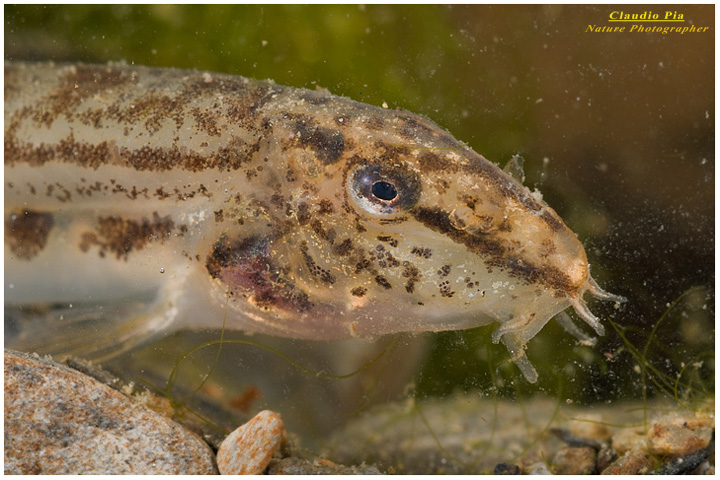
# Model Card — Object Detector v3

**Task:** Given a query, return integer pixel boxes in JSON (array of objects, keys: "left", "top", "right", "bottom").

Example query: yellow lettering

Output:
[
  {"left": 663, "top": 11, "right": 683, "bottom": 20},
  {"left": 586, "top": 25, "right": 626, "bottom": 33}
]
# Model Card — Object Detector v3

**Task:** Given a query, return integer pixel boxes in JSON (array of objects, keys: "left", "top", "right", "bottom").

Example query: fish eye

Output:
[
  {"left": 371, "top": 181, "right": 398, "bottom": 201},
  {"left": 348, "top": 162, "right": 421, "bottom": 216}
]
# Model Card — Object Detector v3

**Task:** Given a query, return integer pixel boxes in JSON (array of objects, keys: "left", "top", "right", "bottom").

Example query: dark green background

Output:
[{"left": 5, "top": 5, "right": 713, "bottom": 409}]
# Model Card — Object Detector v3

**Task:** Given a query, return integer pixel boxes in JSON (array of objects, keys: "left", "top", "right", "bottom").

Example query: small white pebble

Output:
[
  {"left": 528, "top": 462, "right": 553, "bottom": 474},
  {"left": 216, "top": 410, "right": 286, "bottom": 475}
]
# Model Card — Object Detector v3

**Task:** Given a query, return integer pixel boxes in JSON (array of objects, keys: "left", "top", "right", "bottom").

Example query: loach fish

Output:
[{"left": 4, "top": 62, "right": 624, "bottom": 382}]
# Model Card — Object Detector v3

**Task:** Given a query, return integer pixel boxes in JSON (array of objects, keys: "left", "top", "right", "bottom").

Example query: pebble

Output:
[
  {"left": 493, "top": 463, "right": 521, "bottom": 474},
  {"left": 526, "top": 462, "right": 553, "bottom": 475},
  {"left": 217, "top": 410, "right": 286, "bottom": 474},
  {"left": 647, "top": 411, "right": 714, "bottom": 456},
  {"left": 610, "top": 426, "right": 646, "bottom": 454},
  {"left": 4, "top": 350, "right": 217, "bottom": 474},
  {"left": 655, "top": 449, "right": 710, "bottom": 475},
  {"left": 568, "top": 413, "right": 612, "bottom": 442},
  {"left": 601, "top": 410, "right": 714, "bottom": 474},
  {"left": 550, "top": 427, "right": 603, "bottom": 449},
  {"left": 601, "top": 446, "right": 653, "bottom": 475},
  {"left": 551, "top": 446, "right": 597, "bottom": 474},
  {"left": 596, "top": 444, "right": 618, "bottom": 472}
]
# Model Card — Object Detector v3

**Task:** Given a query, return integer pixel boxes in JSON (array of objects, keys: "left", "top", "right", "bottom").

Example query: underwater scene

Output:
[{"left": 4, "top": 5, "right": 714, "bottom": 474}]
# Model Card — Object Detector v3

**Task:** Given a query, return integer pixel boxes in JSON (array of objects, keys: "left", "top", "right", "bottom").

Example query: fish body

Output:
[{"left": 4, "top": 62, "right": 623, "bottom": 381}]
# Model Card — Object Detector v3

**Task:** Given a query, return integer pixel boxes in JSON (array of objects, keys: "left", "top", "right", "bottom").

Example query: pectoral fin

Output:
[{"left": 5, "top": 294, "right": 176, "bottom": 362}]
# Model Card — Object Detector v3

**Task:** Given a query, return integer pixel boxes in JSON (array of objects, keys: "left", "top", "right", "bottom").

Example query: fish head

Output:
[{"left": 207, "top": 88, "right": 618, "bottom": 353}]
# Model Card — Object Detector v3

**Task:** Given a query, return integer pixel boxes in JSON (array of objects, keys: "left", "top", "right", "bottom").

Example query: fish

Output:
[{"left": 4, "top": 61, "right": 624, "bottom": 382}]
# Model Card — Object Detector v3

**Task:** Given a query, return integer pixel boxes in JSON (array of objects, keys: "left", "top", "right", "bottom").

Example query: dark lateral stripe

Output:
[
  {"left": 4, "top": 134, "right": 262, "bottom": 173},
  {"left": 80, "top": 212, "right": 178, "bottom": 260},
  {"left": 411, "top": 207, "right": 575, "bottom": 295}
]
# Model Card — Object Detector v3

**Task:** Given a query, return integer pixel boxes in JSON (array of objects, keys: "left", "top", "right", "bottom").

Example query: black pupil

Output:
[{"left": 371, "top": 181, "right": 398, "bottom": 201}]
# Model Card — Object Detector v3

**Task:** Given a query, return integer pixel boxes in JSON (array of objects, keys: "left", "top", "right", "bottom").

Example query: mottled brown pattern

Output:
[
  {"left": 437, "top": 264, "right": 451, "bottom": 277},
  {"left": 350, "top": 286, "right": 367, "bottom": 298},
  {"left": 376, "top": 235, "right": 398, "bottom": 248},
  {"left": 6, "top": 133, "right": 262, "bottom": 173},
  {"left": 296, "top": 203, "right": 311, "bottom": 225},
  {"left": 116, "top": 94, "right": 186, "bottom": 133},
  {"left": 373, "top": 141, "right": 411, "bottom": 161},
  {"left": 221, "top": 81, "right": 276, "bottom": 130},
  {"left": 292, "top": 120, "right": 345, "bottom": 165},
  {"left": 418, "top": 150, "right": 457, "bottom": 173},
  {"left": 5, "top": 134, "right": 112, "bottom": 170},
  {"left": 79, "top": 212, "right": 177, "bottom": 260},
  {"left": 374, "top": 275, "right": 392, "bottom": 290},
  {"left": 539, "top": 239, "right": 558, "bottom": 258},
  {"left": 191, "top": 106, "right": 221, "bottom": 137},
  {"left": 370, "top": 244, "right": 400, "bottom": 269},
  {"left": 411, "top": 246, "right": 433, "bottom": 258},
  {"left": 438, "top": 280, "right": 455, "bottom": 298},
  {"left": 351, "top": 249, "right": 373, "bottom": 275},
  {"left": 458, "top": 193, "right": 478, "bottom": 210},
  {"left": 96, "top": 74, "right": 270, "bottom": 135},
  {"left": 364, "top": 116, "right": 385, "bottom": 130},
  {"left": 333, "top": 238, "right": 354, "bottom": 256},
  {"left": 285, "top": 167, "right": 298, "bottom": 183},
  {"left": 317, "top": 199, "right": 335, "bottom": 215},
  {"left": 402, "top": 263, "right": 421, "bottom": 294},
  {"left": 5, "top": 210, "right": 54, "bottom": 260},
  {"left": 354, "top": 218, "right": 367, "bottom": 233},
  {"left": 4, "top": 63, "right": 277, "bottom": 175},
  {"left": 309, "top": 219, "right": 337, "bottom": 245},
  {"left": 5, "top": 63, "right": 619, "bottom": 372},
  {"left": 50, "top": 182, "right": 72, "bottom": 203},
  {"left": 3, "top": 64, "right": 23, "bottom": 101},
  {"left": 300, "top": 242, "right": 336, "bottom": 285},
  {"left": 378, "top": 216, "right": 409, "bottom": 225},
  {"left": 49, "top": 65, "right": 136, "bottom": 127}
]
